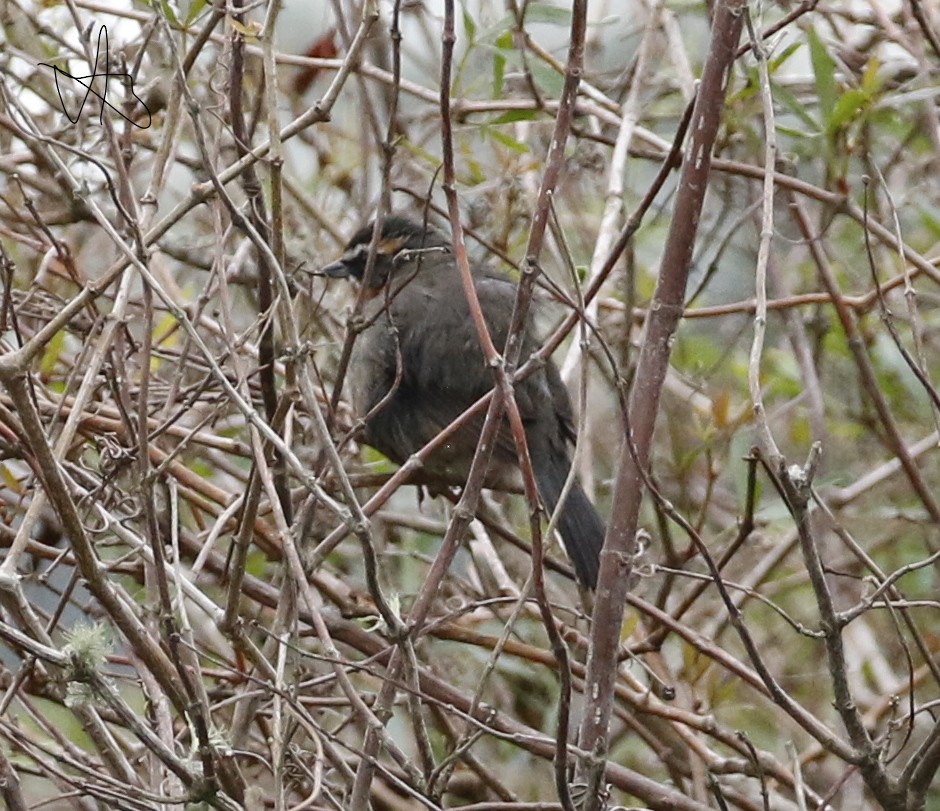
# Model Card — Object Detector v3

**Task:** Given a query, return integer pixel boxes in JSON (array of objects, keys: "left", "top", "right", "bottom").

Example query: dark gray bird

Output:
[{"left": 323, "top": 216, "right": 605, "bottom": 588}]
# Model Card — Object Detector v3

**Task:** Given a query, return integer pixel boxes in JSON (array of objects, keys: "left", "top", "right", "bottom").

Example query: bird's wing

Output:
[{"left": 475, "top": 274, "right": 577, "bottom": 448}]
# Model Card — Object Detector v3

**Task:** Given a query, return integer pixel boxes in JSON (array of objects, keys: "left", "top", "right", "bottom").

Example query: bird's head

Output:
[{"left": 321, "top": 216, "right": 450, "bottom": 289}]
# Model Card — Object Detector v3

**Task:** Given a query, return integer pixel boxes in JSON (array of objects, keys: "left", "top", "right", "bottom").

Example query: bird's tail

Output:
[{"left": 531, "top": 444, "right": 605, "bottom": 589}]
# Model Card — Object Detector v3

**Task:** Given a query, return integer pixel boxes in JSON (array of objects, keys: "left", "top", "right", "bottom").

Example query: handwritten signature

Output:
[{"left": 39, "top": 24, "right": 152, "bottom": 129}]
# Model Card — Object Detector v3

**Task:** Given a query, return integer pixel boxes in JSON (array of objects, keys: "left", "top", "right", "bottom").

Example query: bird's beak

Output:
[{"left": 320, "top": 258, "right": 351, "bottom": 278}]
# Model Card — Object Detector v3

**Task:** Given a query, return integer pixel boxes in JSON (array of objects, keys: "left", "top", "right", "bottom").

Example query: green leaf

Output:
[
  {"left": 524, "top": 3, "right": 572, "bottom": 26},
  {"left": 731, "top": 430, "right": 759, "bottom": 514},
  {"left": 0, "top": 464, "right": 23, "bottom": 495},
  {"left": 726, "top": 68, "right": 758, "bottom": 105},
  {"left": 228, "top": 15, "right": 263, "bottom": 41},
  {"left": 491, "top": 30, "right": 514, "bottom": 96},
  {"left": 827, "top": 87, "right": 869, "bottom": 133},
  {"left": 246, "top": 549, "right": 268, "bottom": 578},
  {"left": 478, "top": 13, "right": 515, "bottom": 42},
  {"left": 492, "top": 50, "right": 505, "bottom": 96},
  {"left": 917, "top": 209, "right": 940, "bottom": 240},
  {"left": 530, "top": 60, "right": 565, "bottom": 97},
  {"left": 807, "top": 28, "right": 836, "bottom": 123},
  {"left": 39, "top": 329, "right": 65, "bottom": 377},
  {"left": 860, "top": 58, "right": 883, "bottom": 94},
  {"left": 396, "top": 137, "right": 439, "bottom": 168},
  {"left": 462, "top": 3, "right": 476, "bottom": 42},
  {"left": 489, "top": 109, "right": 537, "bottom": 125},
  {"left": 485, "top": 126, "right": 530, "bottom": 153},
  {"left": 465, "top": 158, "right": 486, "bottom": 184},
  {"left": 159, "top": 0, "right": 179, "bottom": 27},
  {"left": 776, "top": 124, "right": 819, "bottom": 140},
  {"left": 184, "top": 0, "right": 208, "bottom": 26},
  {"left": 363, "top": 447, "right": 396, "bottom": 471},
  {"left": 768, "top": 41, "right": 801, "bottom": 74},
  {"left": 773, "top": 82, "right": 821, "bottom": 132}
]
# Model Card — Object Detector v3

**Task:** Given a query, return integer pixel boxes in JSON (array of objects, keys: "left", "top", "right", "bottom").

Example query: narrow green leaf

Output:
[
  {"left": 773, "top": 82, "right": 821, "bottom": 132},
  {"left": 776, "top": 124, "right": 819, "bottom": 140},
  {"left": 492, "top": 49, "right": 505, "bottom": 96},
  {"left": 486, "top": 126, "right": 530, "bottom": 153},
  {"left": 490, "top": 109, "right": 537, "bottom": 125},
  {"left": 466, "top": 158, "right": 486, "bottom": 184},
  {"left": 159, "top": 0, "right": 179, "bottom": 26},
  {"left": 768, "top": 41, "right": 801, "bottom": 73},
  {"left": 462, "top": 3, "right": 476, "bottom": 42},
  {"left": 807, "top": 28, "right": 836, "bottom": 122}
]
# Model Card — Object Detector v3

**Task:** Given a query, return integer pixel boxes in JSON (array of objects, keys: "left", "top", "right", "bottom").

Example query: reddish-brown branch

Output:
[{"left": 576, "top": 0, "right": 747, "bottom": 805}]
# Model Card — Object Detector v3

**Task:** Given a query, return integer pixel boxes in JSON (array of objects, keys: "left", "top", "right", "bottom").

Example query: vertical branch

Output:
[
  {"left": 560, "top": 0, "right": 661, "bottom": 383},
  {"left": 229, "top": 0, "right": 291, "bottom": 523},
  {"left": 577, "top": 0, "right": 746, "bottom": 806},
  {"left": 744, "top": 8, "right": 782, "bottom": 464}
]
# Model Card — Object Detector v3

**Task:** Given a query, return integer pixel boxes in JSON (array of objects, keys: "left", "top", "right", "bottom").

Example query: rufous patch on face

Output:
[{"left": 376, "top": 236, "right": 407, "bottom": 257}]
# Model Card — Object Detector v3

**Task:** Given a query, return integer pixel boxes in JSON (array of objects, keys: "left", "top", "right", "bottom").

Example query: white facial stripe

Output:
[{"left": 345, "top": 242, "right": 370, "bottom": 263}]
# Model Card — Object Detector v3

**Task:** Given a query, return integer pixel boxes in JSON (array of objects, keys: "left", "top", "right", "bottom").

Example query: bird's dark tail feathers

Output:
[{"left": 531, "top": 444, "right": 605, "bottom": 589}]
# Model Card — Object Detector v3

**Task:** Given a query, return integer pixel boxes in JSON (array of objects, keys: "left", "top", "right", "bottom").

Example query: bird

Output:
[{"left": 323, "top": 215, "right": 605, "bottom": 589}]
